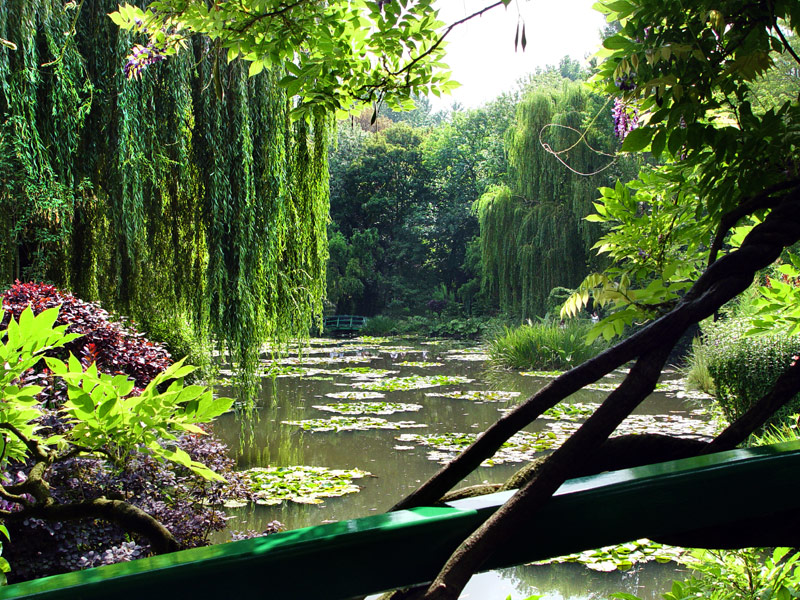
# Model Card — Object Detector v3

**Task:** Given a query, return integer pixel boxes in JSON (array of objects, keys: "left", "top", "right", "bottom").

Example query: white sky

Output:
[{"left": 431, "top": 0, "right": 608, "bottom": 109}]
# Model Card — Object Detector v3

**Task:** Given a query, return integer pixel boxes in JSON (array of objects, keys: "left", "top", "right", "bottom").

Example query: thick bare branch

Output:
[
  {"left": 392, "top": 187, "right": 800, "bottom": 513},
  {"left": 415, "top": 345, "right": 673, "bottom": 600}
]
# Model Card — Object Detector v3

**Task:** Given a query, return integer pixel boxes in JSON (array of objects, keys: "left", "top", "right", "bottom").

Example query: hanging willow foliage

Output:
[
  {"left": 476, "top": 82, "right": 629, "bottom": 318},
  {"left": 0, "top": 0, "right": 329, "bottom": 400}
]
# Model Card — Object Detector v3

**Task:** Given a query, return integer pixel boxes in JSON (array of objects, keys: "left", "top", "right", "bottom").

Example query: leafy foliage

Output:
[
  {"left": 110, "top": 0, "right": 459, "bottom": 119},
  {"left": 637, "top": 548, "right": 800, "bottom": 600},
  {"left": 2, "top": 282, "right": 170, "bottom": 390},
  {"left": 701, "top": 318, "right": 800, "bottom": 428},
  {"left": 1, "top": 1, "right": 330, "bottom": 401},
  {"left": 0, "top": 288, "right": 242, "bottom": 583},
  {"left": 564, "top": 0, "right": 800, "bottom": 340}
]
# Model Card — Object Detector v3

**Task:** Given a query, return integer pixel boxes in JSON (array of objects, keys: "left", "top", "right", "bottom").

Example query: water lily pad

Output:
[
  {"left": 424, "top": 390, "right": 521, "bottom": 402},
  {"left": 396, "top": 430, "right": 565, "bottom": 466},
  {"left": 616, "top": 413, "right": 717, "bottom": 438},
  {"left": 283, "top": 416, "right": 427, "bottom": 432},
  {"left": 314, "top": 402, "right": 423, "bottom": 415},
  {"left": 274, "top": 355, "right": 374, "bottom": 366},
  {"left": 325, "top": 391, "right": 386, "bottom": 400},
  {"left": 533, "top": 538, "right": 687, "bottom": 571},
  {"left": 333, "top": 367, "right": 397, "bottom": 378},
  {"left": 542, "top": 402, "right": 597, "bottom": 421},
  {"left": 444, "top": 353, "right": 489, "bottom": 362},
  {"left": 520, "top": 370, "right": 564, "bottom": 378},
  {"left": 396, "top": 361, "right": 445, "bottom": 367},
  {"left": 353, "top": 375, "right": 473, "bottom": 392},
  {"left": 239, "top": 465, "right": 372, "bottom": 505}
]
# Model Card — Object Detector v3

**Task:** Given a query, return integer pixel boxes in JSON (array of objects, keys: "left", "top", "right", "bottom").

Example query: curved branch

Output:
[
  {"left": 707, "top": 179, "right": 800, "bottom": 267},
  {"left": 774, "top": 18, "right": 800, "bottom": 68},
  {"left": 418, "top": 345, "right": 673, "bottom": 600},
  {"left": 0, "top": 422, "right": 51, "bottom": 462},
  {"left": 393, "top": 187, "right": 800, "bottom": 513},
  {"left": 6, "top": 497, "right": 180, "bottom": 554}
]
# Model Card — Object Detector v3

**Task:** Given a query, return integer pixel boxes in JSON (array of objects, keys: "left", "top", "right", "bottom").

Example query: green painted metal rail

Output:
[
  {"left": 5, "top": 441, "right": 800, "bottom": 600},
  {"left": 323, "top": 314, "right": 368, "bottom": 333}
]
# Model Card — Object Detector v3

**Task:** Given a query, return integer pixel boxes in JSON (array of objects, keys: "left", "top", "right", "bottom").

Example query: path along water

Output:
[{"left": 213, "top": 337, "right": 714, "bottom": 600}]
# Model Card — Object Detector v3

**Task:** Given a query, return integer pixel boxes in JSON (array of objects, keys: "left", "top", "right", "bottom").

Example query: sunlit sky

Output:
[{"left": 431, "top": 0, "right": 608, "bottom": 109}]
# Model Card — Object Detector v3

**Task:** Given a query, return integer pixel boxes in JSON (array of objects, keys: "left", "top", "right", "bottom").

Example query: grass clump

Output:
[{"left": 488, "top": 320, "right": 609, "bottom": 371}]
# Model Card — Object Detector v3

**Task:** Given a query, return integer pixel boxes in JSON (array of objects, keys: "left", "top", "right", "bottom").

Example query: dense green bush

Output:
[
  {"left": 360, "top": 316, "right": 398, "bottom": 336},
  {"left": 488, "top": 320, "right": 610, "bottom": 370},
  {"left": 700, "top": 318, "right": 800, "bottom": 428}
]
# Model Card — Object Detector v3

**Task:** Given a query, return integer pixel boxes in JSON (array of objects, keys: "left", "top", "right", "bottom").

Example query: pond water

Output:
[{"left": 213, "top": 337, "right": 713, "bottom": 600}]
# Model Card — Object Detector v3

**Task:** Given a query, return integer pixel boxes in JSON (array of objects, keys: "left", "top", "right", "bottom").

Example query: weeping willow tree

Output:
[
  {"left": 476, "top": 82, "right": 628, "bottom": 318},
  {"left": 0, "top": 0, "right": 329, "bottom": 396}
]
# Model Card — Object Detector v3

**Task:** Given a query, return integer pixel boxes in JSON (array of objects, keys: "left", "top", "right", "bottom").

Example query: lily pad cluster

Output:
[
  {"left": 238, "top": 465, "right": 372, "bottom": 505},
  {"left": 520, "top": 370, "right": 563, "bottom": 378},
  {"left": 541, "top": 402, "right": 597, "bottom": 421},
  {"left": 444, "top": 353, "right": 489, "bottom": 362},
  {"left": 325, "top": 391, "right": 386, "bottom": 400},
  {"left": 396, "top": 431, "right": 562, "bottom": 466},
  {"left": 283, "top": 416, "right": 426, "bottom": 432},
  {"left": 396, "top": 361, "right": 445, "bottom": 367},
  {"left": 353, "top": 375, "right": 474, "bottom": 392},
  {"left": 314, "top": 402, "right": 423, "bottom": 415},
  {"left": 617, "top": 413, "right": 717, "bottom": 438},
  {"left": 534, "top": 539, "right": 686, "bottom": 572},
  {"left": 425, "top": 390, "right": 521, "bottom": 402}
]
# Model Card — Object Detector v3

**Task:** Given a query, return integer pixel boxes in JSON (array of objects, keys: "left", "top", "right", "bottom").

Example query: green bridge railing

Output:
[
  {"left": 4, "top": 441, "right": 800, "bottom": 600},
  {"left": 323, "top": 314, "right": 368, "bottom": 332}
]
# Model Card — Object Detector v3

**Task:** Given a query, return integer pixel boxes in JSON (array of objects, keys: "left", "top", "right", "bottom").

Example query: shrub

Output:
[
  {"left": 2, "top": 281, "right": 171, "bottom": 389},
  {"left": 0, "top": 283, "right": 248, "bottom": 583},
  {"left": 488, "top": 320, "right": 610, "bottom": 370},
  {"left": 360, "top": 315, "right": 398, "bottom": 336},
  {"left": 701, "top": 318, "right": 800, "bottom": 428}
]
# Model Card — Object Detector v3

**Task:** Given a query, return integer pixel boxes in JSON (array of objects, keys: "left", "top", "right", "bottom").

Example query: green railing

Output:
[
  {"left": 323, "top": 314, "right": 368, "bottom": 332},
  {"left": 5, "top": 441, "right": 800, "bottom": 600}
]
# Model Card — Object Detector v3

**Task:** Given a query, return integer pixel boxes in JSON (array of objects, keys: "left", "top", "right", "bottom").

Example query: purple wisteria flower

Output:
[
  {"left": 123, "top": 43, "right": 167, "bottom": 80},
  {"left": 612, "top": 97, "right": 639, "bottom": 140}
]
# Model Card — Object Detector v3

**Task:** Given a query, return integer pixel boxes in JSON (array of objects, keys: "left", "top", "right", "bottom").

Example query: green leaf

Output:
[{"left": 620, "top": 127, "right": 653, "bottom": 152}]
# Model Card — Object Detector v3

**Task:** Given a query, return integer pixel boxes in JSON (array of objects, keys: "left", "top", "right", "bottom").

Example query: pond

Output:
[{"left": 213, "top": 336, "right": 713, "bottom": 600}]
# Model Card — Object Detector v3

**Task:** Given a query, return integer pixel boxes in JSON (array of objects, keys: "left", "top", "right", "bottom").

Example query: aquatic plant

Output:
[
  {"left": 488, "top": 320, "right": 610, "bottom": 371},
  {"left": 325, "top": 391, "right": 386, "bottom": 400},
  {"left": 282, "top": 416, "right": 426, "bottom": 432},
  {"left": 239, "top": 466, "right": 372, "bottom": 505},
  {"left": 314, "top": 402, "right": 422, "bottom": 415},
  {"left": 354, "top": 375, "right": 474, "bottom": 392},
  {"left": 535, "top": 539, "right": 685, "bottom": 572},
  {"left": 424, "top": 390, "right": 521, "bottom": 402},
  {"left": 396, "top": 431, "right": 562, "bottom": 466}
]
